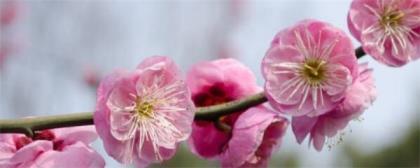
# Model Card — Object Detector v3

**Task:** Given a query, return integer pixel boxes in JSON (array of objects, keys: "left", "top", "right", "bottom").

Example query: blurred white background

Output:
[{"left": 1, "top": 0, "right": 419, "bottom": 167}]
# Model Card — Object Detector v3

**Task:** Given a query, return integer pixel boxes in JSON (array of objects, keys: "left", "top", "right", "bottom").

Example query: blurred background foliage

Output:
[{"left": 343, "top": 124, "right": 419, "bottom": 167}]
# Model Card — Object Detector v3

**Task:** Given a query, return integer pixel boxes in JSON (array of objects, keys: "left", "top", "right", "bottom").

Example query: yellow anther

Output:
[
  {"left": 135, "top": 99, "right": 154, "bottom": 118},
  {"left": 301, "top": 59, "right": 326, "bottom": 86},
  {"left": 381, "top": 8, "right": 405, "bottom": 28}
]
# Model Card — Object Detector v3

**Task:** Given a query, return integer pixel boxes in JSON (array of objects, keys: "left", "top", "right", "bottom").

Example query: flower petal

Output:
[
  {"left": 188, "top": 121, "right": 230, "bottom": 158},
  {"left": 33, "top": 142, "right": 105, "bottom": 168},
  {"left": 9, "top": 140, "right": 52, "bottom": 164},
  {"left": 52, "top": 126, "right": 98, "bottom": 146},
  {"left": 221, "top": 107, "right": 288, "bottom": 168},
  {"left": 110, "top": 111, "right": 138, "bottom": 141},
  {"left": 292, "top": 116, "right": 318, "bottom": 144}
]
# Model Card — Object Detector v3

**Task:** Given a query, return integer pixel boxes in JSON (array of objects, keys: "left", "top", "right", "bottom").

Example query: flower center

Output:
[
  {"left": 380, "top": 8, "right": 404, "bottom": 28},
  {"left": 300, "top": 59, "right": 326, "bottom": 86},
  {"left": 135, "top": 99, "right": 154, "bottom": 118}
]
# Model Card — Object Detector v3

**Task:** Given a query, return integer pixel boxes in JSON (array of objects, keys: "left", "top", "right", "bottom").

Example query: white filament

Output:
[
  {"left": 270, "top": 28, "right": 339, "bottom": 112},
  {"left": 109, "top": 77, "right": 188, "bottom": 164},
  {"left": 363, "top": 1, "right": 419, "bottom": 60}
]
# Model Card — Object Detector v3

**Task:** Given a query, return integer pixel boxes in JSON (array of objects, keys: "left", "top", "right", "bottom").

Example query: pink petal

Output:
[
  {"left": 9, "top": 140, "right": 52, "bottom": 164},
  {"left": 221, "top": 107, "right": 288, "bottom": 168},
  {"left": 110, "top": 111, "right": 137, "bottom": 141},
  {"left": 136, "top": 56, "right": 181, "bottom": 89},
  {"left": 246, "top": 120, "right": 288, "bottom": 168},
  {"left": 211, "top": 58, "right": 260, "bottom": 97},
  {"left": 33, "top": 142, "right": 105, "bottom": 168},
  {"left": 188, "top": 121, "right": 231, "bottom": 158},
  {"left": 316, "top": 116, "right": 348, "bottom": 138},
  {"left": 187, "top": 61, "right": 225, "bottom": 96},
  {"left": 52, "top": 126, "right": 98, "bottom": 146},
  {"left": 334, "top": 63, "right": 376, "bottom": 118},
  {"left": 323, "top": 64, "right": 352, "bottom": 96},
  {"left": 137, "top": 139, "right": 177, "bottom": 163},
  {"left": 137, "top": 56, "right": 181, "bottom": 80},
  {"left": 132, "top": 155, "right": 150, "bottom": 168},
  {"left": 106, "top": 75, "right": 137, "bottom": 113},
  {"left": 0, "top": 138, "right": 15, "bottom": 164},
  {"left": 291, "top": 116, "right": 318, "bottom": 144},
  {"left": 222, "top": 124, "right": 261, "bottom": 168},
  {"left": 94, "top": 102, "right": 128, "bottom": 163},
  {"left": 347, "top": 0, "right": 379, "bottom": 41},
  {"left": 187, "top": 58, "right": 259, "bottom": 99},
  {"left": 0, "top": 143, "right": 14, "bottom": 161},
  {"left": 311, "top": 131, "right": 325, "bottom": 152}
]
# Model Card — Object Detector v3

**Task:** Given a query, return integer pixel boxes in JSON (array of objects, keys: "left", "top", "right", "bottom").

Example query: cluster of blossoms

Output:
[{"left": 0, "top": 0, "right": 418, "bottom": 167}]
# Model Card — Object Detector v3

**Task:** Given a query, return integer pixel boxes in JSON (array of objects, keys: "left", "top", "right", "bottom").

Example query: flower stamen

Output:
[
  {"left": 300, "top": 59, "right": 327, "bottom": 86},
  {"left": 135, "top": 98, "right": 154, "bottom": 118},
  {"left": 380, "top": 8, "right": 405, "bottom": 28}
]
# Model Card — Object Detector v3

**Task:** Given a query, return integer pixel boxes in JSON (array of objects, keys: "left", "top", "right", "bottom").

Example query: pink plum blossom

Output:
[
  {"left": 94, "top": 56, "right": 194, "bottom": 167},
  {"left": 187, "top": 58, "right": 260, "bottom": 158},
  {"left": 220, "top": 107, "right": 288, "bottom": 168},
  {"left": 348, "top": 0, "right": 420, "bottom": 67},
  {"left": 187, "top": 59, "right": 288, "bottom": 167},
  {"left": 292, "top": 63, "right": 376, "bottom": 151},
  {"left": 0, "top": 126, "right": 105, "bottom": 168},
  {"left": 262, "top": 19, "right": 358, "bottom": 117}
]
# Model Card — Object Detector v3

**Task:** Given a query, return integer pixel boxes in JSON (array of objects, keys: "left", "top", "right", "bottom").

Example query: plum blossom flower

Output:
[
  {"left": 187, "top": 59, "right": 288, "bottom": 167},
  {"left": 262, "top": 19, "right": 358, "bottom": 117},
  {"left": 187, "top": 58, "right": 260, "bottom": 158},
  {"left": 94, "top": 56, "right": 194, "bottom": 167},
  {"left": 220, "top": 107, "right": 288, "bottom": 168},
  {"left": 0, "top": 126, "right": 105, "bottom": 168},
  {"left": 292, "top": 63, "right": 376, "bottom": 151},
  {"left": 348, "top": 0, "right": 420, "bottom": 67}
]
